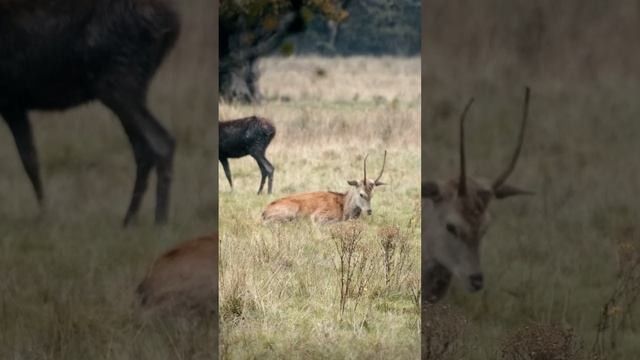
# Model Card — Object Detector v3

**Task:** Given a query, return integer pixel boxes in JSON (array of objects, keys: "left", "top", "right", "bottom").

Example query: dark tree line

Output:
[
  {"left": 220, "top": 0, "right": 419, "bottom": 103},
  {"left": 293, "top": 0, "right": 421, "bottom": 55},
  {"left": 220, "top": 0, "right": 346, "bottom": 103}
]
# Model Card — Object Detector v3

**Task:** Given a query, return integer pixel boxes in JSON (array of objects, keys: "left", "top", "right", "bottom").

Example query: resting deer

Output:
[
  {"left": 262, "top": 151, "right": 387, "bottom": 224},
  {"left": 422, "top": 87, "right": 533, "bottom": 303},
  {"left": 136, "top": 233, "right": 218, "bottom": 314}
]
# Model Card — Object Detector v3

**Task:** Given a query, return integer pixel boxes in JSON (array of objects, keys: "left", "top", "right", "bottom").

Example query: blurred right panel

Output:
[{"left": 422, "top": 1, "right": 640, "bottom": 359}]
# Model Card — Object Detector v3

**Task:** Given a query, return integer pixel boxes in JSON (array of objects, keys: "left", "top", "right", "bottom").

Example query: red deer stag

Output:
[
  {"left": 219, "top": 116, "right": 276, "bottom": 194},
  {"left": 262, "top": 151, "right": 387, "bottom": 224},
  {"left": 422, "top": 87, "right": 533, "bottom": 303},
  {"left": 0, "top": 0, "right": 180, "bottom": 226},
  {"left": 136, "top": 233, "right": 218, "bottom": 314}
]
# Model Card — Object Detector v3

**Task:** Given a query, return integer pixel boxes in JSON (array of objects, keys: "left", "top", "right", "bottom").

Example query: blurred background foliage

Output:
[{"left": 220, "top": 0, "right": 420, "bottom": 103}]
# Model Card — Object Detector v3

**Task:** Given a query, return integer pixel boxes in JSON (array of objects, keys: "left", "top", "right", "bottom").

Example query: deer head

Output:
[
  {"left": 345, "top": 150, "right": 387, "bottom": 219},
  {"left": 422, "top": 87, "right": 532, "bottom": 301}
]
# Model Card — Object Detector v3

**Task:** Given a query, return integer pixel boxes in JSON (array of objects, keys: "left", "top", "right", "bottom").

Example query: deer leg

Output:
[
  {"left": 251, "top": 152, "right": 274, "bottom": 195},
  {"left": 220, "top": 158, "right": 233, "bottom": 189},
  {"left": 263, "top": 156, "right": 274, "bottom": 194},
  {"left": 100, "top": 94, "right": 174, "bottom": 226},
  {"left": 137, "top": 107, "right": 174, "bottom": 225},
  {"left": 120, "top": 126, "right": 154, "bottom": 226},
  {"left": 2, "top": 110, "right": 44, "bottom": 205},
  {"left": 250, "top": 152, "right": 268, "bottom": 195}
]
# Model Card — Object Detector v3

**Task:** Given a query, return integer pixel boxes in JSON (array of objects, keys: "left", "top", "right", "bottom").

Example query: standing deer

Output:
[
  {"left": 219, "top": 116, "right": 276, "bottom": 194},
  {"left": 262, "top": 151, "right": 387, "bottom": 224},
  {"left": 422, "top": 87, "right": 533, "bottom": 303},
  {"left": 0, "top": 0, "right": 179, "bottom": 226}
]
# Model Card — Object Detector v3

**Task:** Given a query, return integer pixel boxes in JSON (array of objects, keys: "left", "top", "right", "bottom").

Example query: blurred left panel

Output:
[{"left": 0, "top": 0, "right": 219, "bottom": 358}]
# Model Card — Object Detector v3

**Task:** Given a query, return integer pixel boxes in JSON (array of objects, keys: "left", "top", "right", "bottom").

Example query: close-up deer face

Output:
[
  {"left": 346, "top": 151, "right": 387, "bottom": 218},
  {"left": 423, "top": 87, "right": 533, "bottom": 299},
  {"left": 424, "top": 178, "right": 495, "bottom": 291}
]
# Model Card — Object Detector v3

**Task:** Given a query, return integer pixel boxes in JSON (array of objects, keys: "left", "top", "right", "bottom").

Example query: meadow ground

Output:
[
  {"left": 219, "top": 56, "right": 421, "bottom": 359},
  {"left": 423, "top": 58, "right": 640, "bottom": 360},
  {"left": 0, "top": 2, "right": 217, "bottom": 359}
]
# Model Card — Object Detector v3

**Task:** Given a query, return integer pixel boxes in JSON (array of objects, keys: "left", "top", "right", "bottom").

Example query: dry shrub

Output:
[
  {"left": 407, "top": 273, "right": 420, "bottom": 309},
  {"left": 377, "top": 225, "right": 413, "bottom": 289},
  {"left": 592, "top": 229, "right": 640, "bottom": 357},
  {"left": 501, "top": 322, "right": 584, "bottom": 360},
  {"left": 331, "top": 221, "right": 378, "bottom": 314},
  {"left": 422, "top": 303, "right": 469, "bottom": 360},
  {"left": 220, "top": 269, "right": 252, "bottom": 322}
]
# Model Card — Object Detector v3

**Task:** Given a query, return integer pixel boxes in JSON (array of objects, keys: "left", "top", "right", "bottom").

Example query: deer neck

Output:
[{"left": 342, "top": 188, "right": 361, "bottom": 220}]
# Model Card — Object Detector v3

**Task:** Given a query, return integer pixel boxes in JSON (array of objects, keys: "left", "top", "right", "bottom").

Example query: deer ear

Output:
[
  {"left": 374, "top": 181, "right": 387, "bottom": 186},
  {"left": 494, "top": 183, "right": 534, "bottom": 199},
  {"left": 422, "top": 181, "right": 442, "bottom": 202},
  {"left": 347, "top": 180, "right": 358, "bottom": 186}
]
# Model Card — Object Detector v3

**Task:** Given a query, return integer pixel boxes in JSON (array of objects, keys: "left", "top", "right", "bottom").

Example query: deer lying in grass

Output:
[
  {"left": 262, "top": 151, "right": 387, "bottom": 225},
  {"left": 219, "top": 116, "right": 276, "bottom": 194},
  {"left": 422, "top": 87, "right": 533, "bottom": 303},
  {"left": 1, "top": 0, "right": 180, "bottom": 226},
  {"left": 136, "top": 233, "right": 217, "bottom": 314}
]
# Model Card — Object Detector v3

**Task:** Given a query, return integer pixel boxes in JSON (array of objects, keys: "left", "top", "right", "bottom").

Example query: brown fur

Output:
[
  {"left": 262, "top": 152, "right": 387, "bottom": 225},
  {"left": 136, "top": 234, "right": 218, "bottom": 314},
  {"left": 262, "top": 191, "right": 347, "bottom": 224}
]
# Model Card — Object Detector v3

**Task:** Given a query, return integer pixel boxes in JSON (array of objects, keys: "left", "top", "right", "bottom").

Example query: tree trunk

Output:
[
  {"left": 219, "top": 57, "right": 261, "bottom": 104},
  {"left": 219, "top": 1, "right": 306, "bottom": 104}
]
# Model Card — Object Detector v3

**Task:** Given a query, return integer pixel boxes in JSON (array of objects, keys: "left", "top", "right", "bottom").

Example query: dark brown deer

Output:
[
  {"left": 422, "top": 87, "right": 533, "bottom": 303},
  {"left": 0, "top": 0, "right": 180, "bottom": 226},
  {"left": 219, "top": 116, "right": 276, "bottom": 194}
]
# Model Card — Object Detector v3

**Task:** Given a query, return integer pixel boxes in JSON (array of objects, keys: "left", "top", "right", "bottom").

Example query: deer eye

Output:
[{"left": 446, "top": 223, "right": 458, "bottom": 236}]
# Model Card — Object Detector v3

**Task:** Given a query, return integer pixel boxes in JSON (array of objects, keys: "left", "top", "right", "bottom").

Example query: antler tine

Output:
[
  {"left": 458, "top": 97, "right": 474, "bottom": 197},
  {"left": 363, "top": 154, "right": 369, "bottom": 182},
  {"left": 492, "top": 86, "right": 530, "bottom": 190},
  {"left": 374, "top": 150, "right": 387, "bottom": 185}
]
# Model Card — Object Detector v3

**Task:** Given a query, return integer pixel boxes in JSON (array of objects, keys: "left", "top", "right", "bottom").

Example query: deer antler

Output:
[
  {"left": 458, "top": 98, "right": 474, "bottom": 197},
  {"left": 363, "top": 154, "right": 369, "bottom": 183},
  {"left": 374, "top": 150, "right": 387, "bottom": 186},
  {"left": 492, "top": 87, "right": 530, "bottom": 190}
]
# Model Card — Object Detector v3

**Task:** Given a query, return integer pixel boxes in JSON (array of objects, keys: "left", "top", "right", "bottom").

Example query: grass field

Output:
[
  {"left": 219, "top": 56, "right": 421, "bottom": 359},
  {"left": 0, "top": 2, "right": 217, "bottom": 359},
  {"left": 424, "top": 3, "right": 640, "bottom": 358}
]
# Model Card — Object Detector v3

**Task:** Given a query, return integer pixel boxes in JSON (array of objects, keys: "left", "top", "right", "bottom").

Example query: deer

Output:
[
  {"left": 136, "top": 233, "right": 218, "bottom": 314},
  {"left": 0, "top": 0, "right": 180, "bottom": 226},
  {"left": 219, "top": 116, "right": 276, "bottom": 194},
  {"left": 261, "top": 151, "right": 387, "bottom": 224},
  {"left": 422, "top": 87, "right": 533, "bottom": 303}
]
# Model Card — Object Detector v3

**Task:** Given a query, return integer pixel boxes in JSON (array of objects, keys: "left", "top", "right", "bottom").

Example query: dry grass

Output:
[
  {"left": 219, "top": 56, "right": 420, "bottom": 359},
  {"left": 501, "top": 323, "right": 585, "bottom": 360},
  {"left": 424, "top": 1, "right": 640, "bottom": 359},
  {"left": 0, "top": 2, "right": 216, "bottom": 359},
  {"left": 422, "top": 303, "right": 470, "bottom": 360}
]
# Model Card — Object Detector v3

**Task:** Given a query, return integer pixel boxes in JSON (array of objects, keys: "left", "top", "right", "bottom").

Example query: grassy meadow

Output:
[
  {"left": 219, "top": 56, "right": 421, "bottom": 359},
  {"left": 424, "top": 2, "right": 640, "bottom": 358},
  {"left": 0, "top": 2, "right": 216, "bottom": 359}
]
